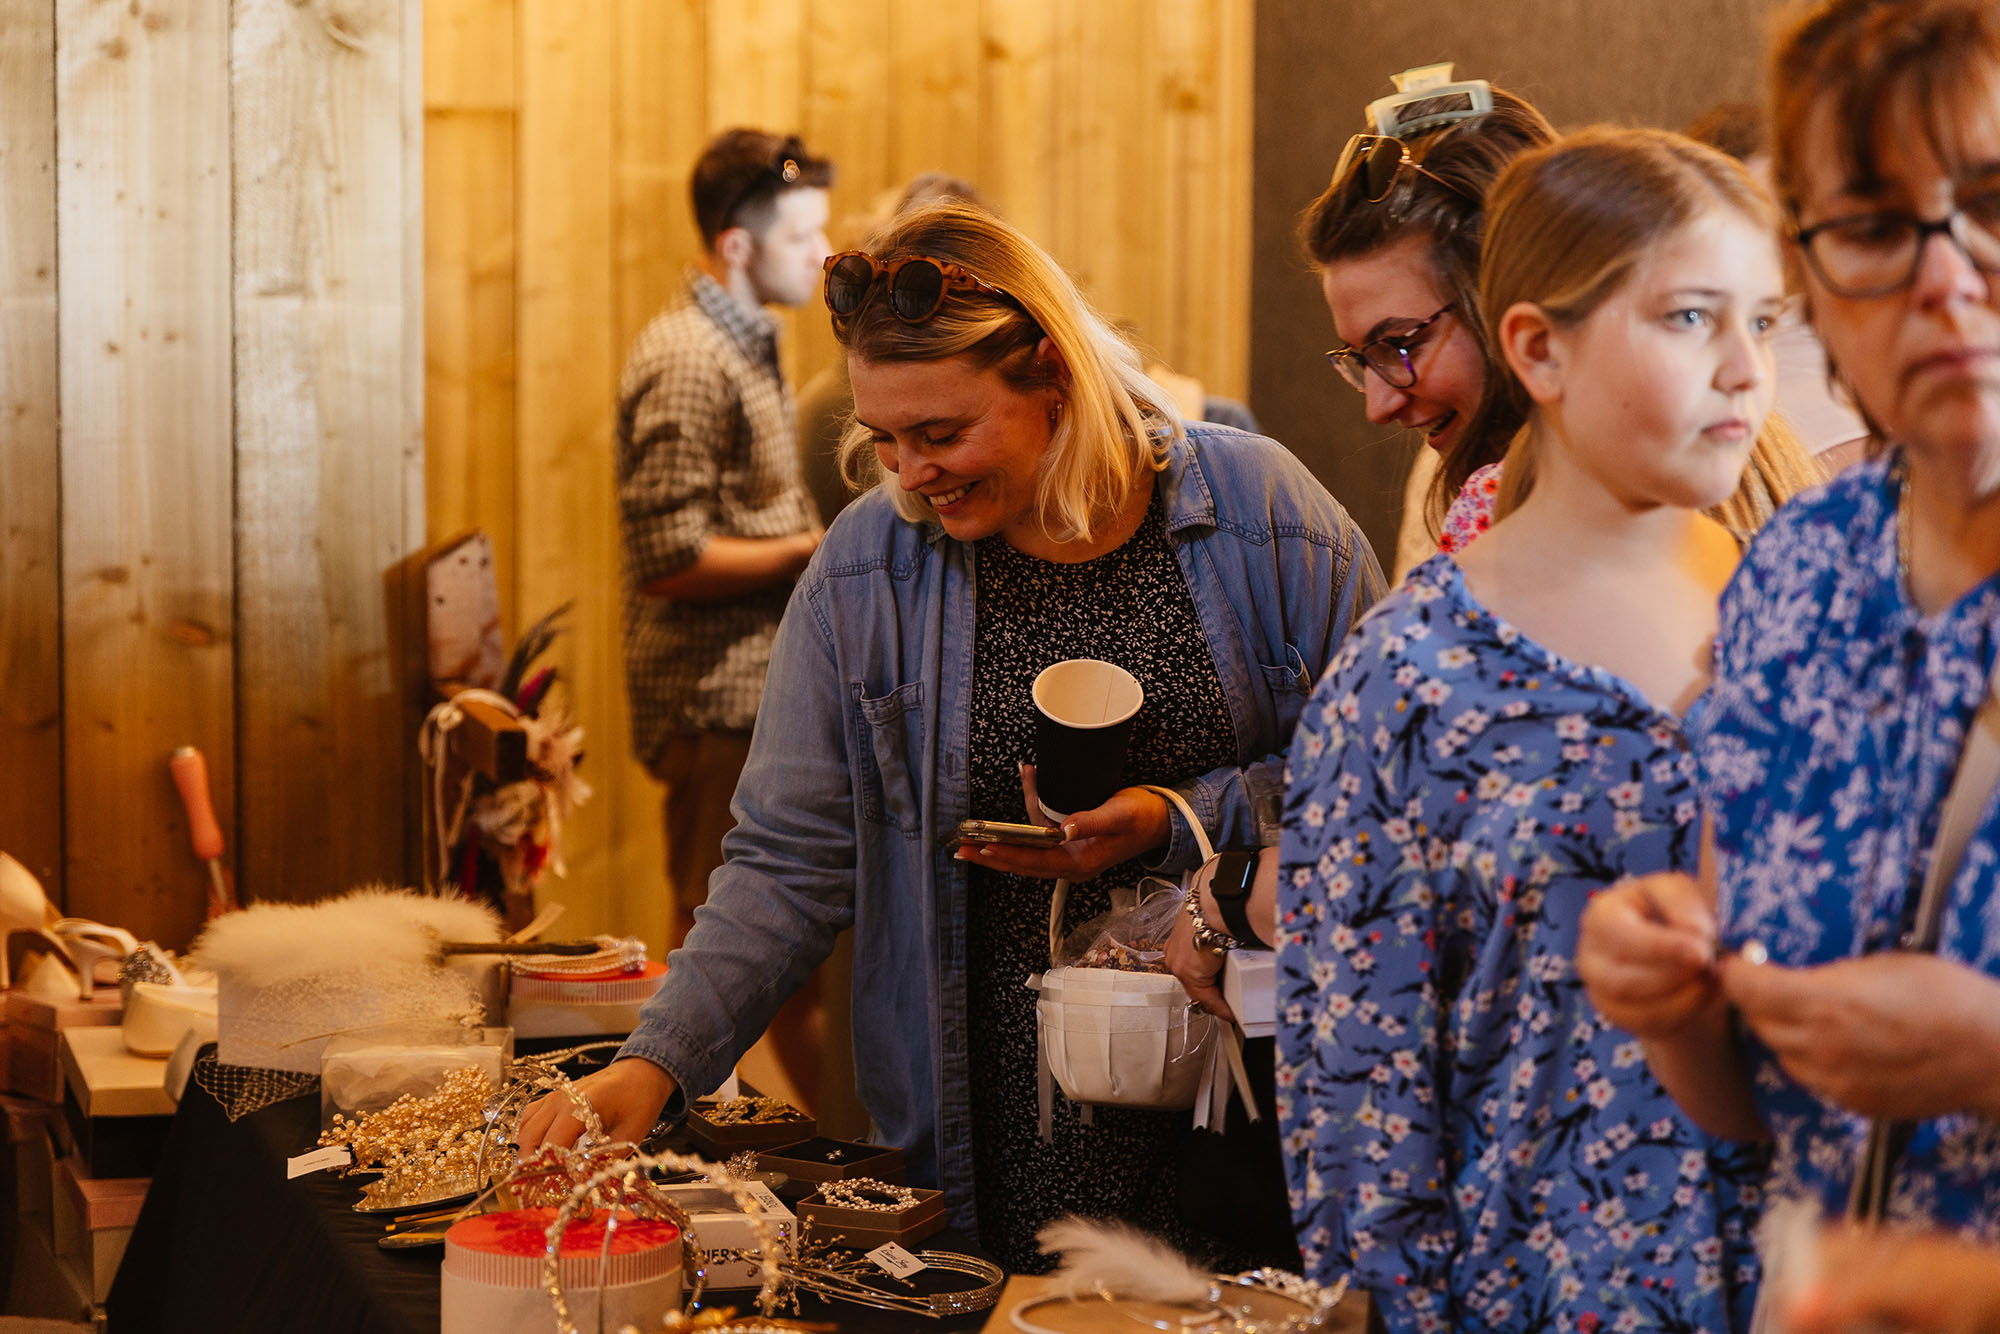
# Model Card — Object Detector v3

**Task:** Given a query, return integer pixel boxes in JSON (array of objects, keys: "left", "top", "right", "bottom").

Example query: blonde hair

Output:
[
  {"left": 834, "top": 202, "right": 1180, "bottom": 544},
  {"left": 1480, "top": 127, "right": 1817, "bottom": 531}
]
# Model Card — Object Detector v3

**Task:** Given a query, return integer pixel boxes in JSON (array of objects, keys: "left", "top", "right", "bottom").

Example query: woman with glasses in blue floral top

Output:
[{"left": 1580, "top": 0, "right": 2000, "bottom": 1262}]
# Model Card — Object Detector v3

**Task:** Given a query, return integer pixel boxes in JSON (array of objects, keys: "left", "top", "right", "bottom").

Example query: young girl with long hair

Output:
[{"left": 1277, "top": 128, "right": 1795, "bottom": 1332}]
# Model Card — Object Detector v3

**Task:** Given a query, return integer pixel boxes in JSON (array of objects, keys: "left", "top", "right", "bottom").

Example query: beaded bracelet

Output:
[{"left": 816, "top": 1177, "right": 918, "bottom": 1212}]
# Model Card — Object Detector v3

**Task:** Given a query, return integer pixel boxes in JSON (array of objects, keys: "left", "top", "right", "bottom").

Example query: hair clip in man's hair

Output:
[
  {"left": 779, "top": 158, "right": 801, "bottom": 184},
  {"left": 1366, "top": 62, "right": 1494, "bottom": 140}
]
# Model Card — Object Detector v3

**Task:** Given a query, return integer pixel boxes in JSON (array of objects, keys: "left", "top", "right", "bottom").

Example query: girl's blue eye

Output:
[{"left": 1668, "top": 308, "right": 1711, "bottom": 328}]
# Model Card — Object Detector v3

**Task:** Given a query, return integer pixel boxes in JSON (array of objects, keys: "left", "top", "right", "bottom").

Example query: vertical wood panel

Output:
[
  {"left": 518, "top": 0, "right": 626, "bottom": 939},
  {"left": 0, "top": 0, "right": 63, "bottom": 893},
  {"left": 798, "top": 0, "right": 891, "bottom": 382},
  {"left": 234, "top": 0, "right": 423, "bottom": 904},
  {"left": 57, "top": 0, "right": 233, "bottom": 945},
  {"left": 889, "top": 0, "right": 981, "bottom": 184},
  {"left": 706, "top": 0, "right": 804, "bottom": 130},
  {"left": 603, "top": 0, "right": 705, "bottom": 950},
  {"left": 427, "top": 0, "right": 520, "bottom": 617},
  {"left": 1211, "top": 0, "right": 1252, "bottom": 400},
  {"left": 979, "top": 0, "right": 1056, "bottom": 247}
]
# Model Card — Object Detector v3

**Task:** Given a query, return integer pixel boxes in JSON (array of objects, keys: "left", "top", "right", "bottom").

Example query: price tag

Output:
[
  {"left": 287, "top": 1145, "right": 351, "bottom": 1179},
  {"left": 742, "top": 1181, "right": 785, "bottom": 1213},
  {"left": 867, "top": 1242, "right": 928, "bottom": 1278}
]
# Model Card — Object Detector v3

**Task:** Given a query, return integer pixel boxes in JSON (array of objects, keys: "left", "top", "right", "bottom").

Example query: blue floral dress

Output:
[
  {"left": 1277, "top": 555, "right": 1764, "bottom": 1334},
  {"left": 1693, "top": 453, "right": 2000, "bottom": 1234}
]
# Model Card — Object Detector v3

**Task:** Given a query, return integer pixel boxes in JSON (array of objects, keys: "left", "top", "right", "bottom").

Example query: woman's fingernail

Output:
[
  {"left": 1740, "top": 941, "right": 1769, "bottom": 966},
  {"left": 1062, "top": 823, "right": 1078, "bottom": 841}
]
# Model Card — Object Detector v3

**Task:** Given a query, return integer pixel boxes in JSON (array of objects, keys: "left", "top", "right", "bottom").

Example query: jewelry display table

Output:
[{"left": 103, "top": 1050, "right": 999, "bottom": 1333}]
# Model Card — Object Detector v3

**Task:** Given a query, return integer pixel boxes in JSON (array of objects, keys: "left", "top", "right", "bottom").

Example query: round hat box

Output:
[
  {"left": 507, "top": 960, "right": 669, "bottom": 1038},
  {"left": 441, "top": 1207, "right": 681, "bottom": 1333}
]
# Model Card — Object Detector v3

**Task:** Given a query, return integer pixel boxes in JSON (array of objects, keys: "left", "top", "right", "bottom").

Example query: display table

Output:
[{"left": 104, "top": 1055, "right": 998, "bottom": 1333}]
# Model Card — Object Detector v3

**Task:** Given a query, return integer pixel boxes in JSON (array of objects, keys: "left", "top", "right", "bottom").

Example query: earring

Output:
[{"left": 1048, "top": 399, "right": 1063, "bottom": 427}]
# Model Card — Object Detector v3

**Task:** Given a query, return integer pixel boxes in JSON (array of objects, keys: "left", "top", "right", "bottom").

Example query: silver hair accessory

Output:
[
  {"left": 706, "top": 1236, "right": 1004, "bottom": 1319},
  {"left": 1365, "top": 62, "right": 1494, "bottom": 139}
]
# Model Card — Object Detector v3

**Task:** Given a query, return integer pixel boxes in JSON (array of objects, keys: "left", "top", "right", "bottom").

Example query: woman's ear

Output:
[
  {"left": 1497, "top": 300, "right": 1566, "bottom": 405},
  {"left": 1033, "top": 336, "right": 1072, "bottom": 390}
]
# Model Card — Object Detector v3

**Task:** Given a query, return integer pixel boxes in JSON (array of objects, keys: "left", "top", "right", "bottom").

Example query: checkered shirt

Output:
[{"left": 616, "top": 270, "right": 817, "bottom": 765}]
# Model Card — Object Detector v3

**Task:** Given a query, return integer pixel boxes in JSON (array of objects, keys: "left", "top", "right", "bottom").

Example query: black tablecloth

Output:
[{"left": 104, "top": 1057, "right": 997, "bottom": 1333}]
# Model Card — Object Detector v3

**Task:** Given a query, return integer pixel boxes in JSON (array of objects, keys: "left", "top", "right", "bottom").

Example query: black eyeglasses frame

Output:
[{"left": 1324, "top": 302, "right": 1457, "bottom": 392}]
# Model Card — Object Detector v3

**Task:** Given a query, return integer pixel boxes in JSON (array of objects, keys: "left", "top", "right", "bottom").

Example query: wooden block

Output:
[
  {"left": 6, "top": 1027, "right": 61, "bottom": 1105},
  {"left": 6, "top": 993, "right": 122, "bottom": 1035}
]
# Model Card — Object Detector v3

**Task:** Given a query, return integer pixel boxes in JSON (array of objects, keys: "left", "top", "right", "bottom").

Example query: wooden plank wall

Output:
[
  {"left": 424, "top": 0, "right": 1253, "bottom": 948},
  {"left": 0, "top": 0, "right": 423, "bottom": 947}
]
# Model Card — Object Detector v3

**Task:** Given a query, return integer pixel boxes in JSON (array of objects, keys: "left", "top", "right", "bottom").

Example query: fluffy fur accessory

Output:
[
  {"left": 1037, "top": 1216, "right": 1212, "bottom": 1305},
  {"left": 191, "top": 883, "right": 500, "bottom": 987}
]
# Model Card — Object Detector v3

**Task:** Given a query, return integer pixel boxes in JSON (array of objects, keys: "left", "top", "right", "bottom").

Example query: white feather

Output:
[
  {"left": 1037, "top": 1216, "right": 1212, "bottom": 1304},
  {"left": 190, "top": 883, "right": 500, "bottom": 989}
]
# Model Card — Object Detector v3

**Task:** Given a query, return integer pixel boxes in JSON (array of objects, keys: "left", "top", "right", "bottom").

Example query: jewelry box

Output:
[
  {"left": 683, "top": 1091, "right": 816, "bottom": 1159},
  {"left": 796, "top": 1179, "right": 945, "bottom": 1250},
  {"left": 753, "top": 1136, "right": 906, "bottom": 1186},
  {"left": 657, "top": 1179, "right": 795, "bottom": 1289}
]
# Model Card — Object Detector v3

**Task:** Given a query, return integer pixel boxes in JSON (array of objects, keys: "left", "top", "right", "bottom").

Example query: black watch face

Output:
[{"left": 1212, "top": 850, "right": 1258, "bottom": 900}]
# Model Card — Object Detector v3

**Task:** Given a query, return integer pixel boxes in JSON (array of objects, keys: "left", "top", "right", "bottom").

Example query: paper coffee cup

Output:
[{"left": 1032, "top": 659, "right": 1144, "bottom": 822}]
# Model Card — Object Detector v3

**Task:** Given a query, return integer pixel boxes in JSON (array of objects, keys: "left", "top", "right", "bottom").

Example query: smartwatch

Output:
[{"left": 1207, "top": 848, "right": 1266, "bottom": 949}]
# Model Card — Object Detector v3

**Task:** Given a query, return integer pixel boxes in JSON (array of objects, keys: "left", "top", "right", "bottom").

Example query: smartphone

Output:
[{"left": 952, "top": 818, "right": 1066, "bottom": 849}]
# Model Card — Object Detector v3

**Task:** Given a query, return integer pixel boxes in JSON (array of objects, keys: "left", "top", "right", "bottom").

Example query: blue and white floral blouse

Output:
[
  {"left": 1694, "top": 452, "right": 2000, "bottom": 1235},
  {"left": 1277, "top": 555, "right": 1764, "bottom": 1334}
]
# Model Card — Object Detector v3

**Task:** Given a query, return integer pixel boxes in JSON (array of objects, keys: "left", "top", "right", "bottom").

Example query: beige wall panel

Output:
[
  {"left": 614, "top": 0, "right": 704, "bottom": 358},
  {"left": 705, "top": 0, "right": 804, "bottom": 132},
  {"left": 57, "top": 0, "right": 233, "bottom": 946},
  {"left": 426, "top": 0, "right": 516, "bottom": 113},
  {"left": 978, "top": 0, "right": 1057, "bottom": 250},
  {"left": 0, "top": 0, "right": 63, "bottom": 893},
  {"left": 518, "top": 0, "right": 643, "bottom": 941},
  {"left": 889, "top": 0, "right": 981, "bottom": 185},
  {"left": 233, "top": 0, "right": 423, "bottom": 904},
  {"left": 796, "top": 0, "right": 893, "bottom": 386}
]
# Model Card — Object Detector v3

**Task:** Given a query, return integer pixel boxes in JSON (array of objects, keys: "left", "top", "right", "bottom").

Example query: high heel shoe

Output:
[
  {"left": 7, "top": 929, "right": 84, "bottom": 1002},
  {"left": 50, "top": 919, "right": 139, "bottom": 999},
  {"left": 0, "top": 853, "right": 59, "bottom": 988}
]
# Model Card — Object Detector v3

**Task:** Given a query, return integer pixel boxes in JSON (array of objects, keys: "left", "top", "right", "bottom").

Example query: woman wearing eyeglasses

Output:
[
  {"left": 1579, "top": 0, "right": 2000, "bottom": 1258},
  {"left": 519, "top": 200, "right": 1384, "bottom": 1269},
  {"left": 1303, "top": 77, "right": 1556, "bottom": 579}
]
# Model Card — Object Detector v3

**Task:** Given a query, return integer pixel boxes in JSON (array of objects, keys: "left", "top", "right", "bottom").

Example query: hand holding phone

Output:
[{"left": 952, "top": 818, "right": 1066, "bottom": 850}]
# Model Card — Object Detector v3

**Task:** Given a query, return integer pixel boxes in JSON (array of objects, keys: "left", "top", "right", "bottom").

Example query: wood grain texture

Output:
[
  {"left": 424, "top": 0, "right": 1257, "bottom": 954},
  {"left": 233, "top": 0, "right": 424, "bottom": 905},
  {"left": 0, "top": 0, "right": 63, "bottom": 894},
  {"left": 518, "top": 0, "right": 640, "bottom": 940},
  {"left": 57, "top": 0, "right": 234, "bottom": 946}
]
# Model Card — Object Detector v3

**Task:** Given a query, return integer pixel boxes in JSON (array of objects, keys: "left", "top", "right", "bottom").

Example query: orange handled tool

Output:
[{"left": 170, "top": 746, "right": 238, "bottom": 914}]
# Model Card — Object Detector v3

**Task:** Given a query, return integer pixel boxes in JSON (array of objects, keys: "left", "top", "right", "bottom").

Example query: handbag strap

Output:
[
  {"left": 1848, "top": 657, "right": 2000, "bottom": 1222},
  {"left": 1047, "top": 785, "right": 1213, "bottom": 965}
]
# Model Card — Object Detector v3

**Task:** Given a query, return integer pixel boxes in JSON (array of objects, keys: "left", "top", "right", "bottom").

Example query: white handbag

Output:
[{"left": 1026, "top": 785, "right": 1256, "bottom": 1138}]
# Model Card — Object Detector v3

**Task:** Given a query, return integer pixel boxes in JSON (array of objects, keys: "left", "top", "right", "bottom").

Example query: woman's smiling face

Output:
[
  {"left": 1319, "top": 232, "right": 1490, "bottom": 455},
  {"left": 852, "top": 350, "right": 1059, "bottom": 548}
]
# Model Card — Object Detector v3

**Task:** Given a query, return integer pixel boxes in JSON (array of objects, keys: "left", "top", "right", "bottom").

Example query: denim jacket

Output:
[{"left": 619, "top": 424, "right": 1384, "bottom": 1230}]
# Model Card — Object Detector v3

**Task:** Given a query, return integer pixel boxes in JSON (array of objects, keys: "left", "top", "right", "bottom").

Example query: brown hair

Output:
[
  {"left": 834, "top": 202, "right": 1179, "bottom": 544},
  {"left": 1769, "top": 0, "right": 2000, "bottom": 212},
  {"left": 1481, "top": 127, "right": 1818, "bottom": 530},
  {"left": 1300, "top": 86, "right": 1558, "bottom": 532},
  {"left": 691, "top": 128, "right": 835, "bottom": 250}
]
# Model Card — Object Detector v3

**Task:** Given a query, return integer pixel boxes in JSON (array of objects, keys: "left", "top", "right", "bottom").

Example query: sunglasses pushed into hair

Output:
[
  {"left": 823, "top": 251, "right": 1012, "bottom": 333},
  {"left": 1331, "top": 133, "right": 1477, "bottom": 204}
]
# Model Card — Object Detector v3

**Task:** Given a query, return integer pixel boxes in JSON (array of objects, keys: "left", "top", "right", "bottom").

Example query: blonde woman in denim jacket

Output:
[{"left": 521, "top": 202, "right": 1383, "bottom": 1264}]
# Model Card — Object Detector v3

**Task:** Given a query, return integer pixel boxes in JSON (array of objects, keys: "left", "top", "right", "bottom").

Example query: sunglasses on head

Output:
[
  {"left": 1331, "top": 133, "right": 1477, "bottom": 205},
  {"left": 823, "top": 251, "right": 1013, "bottom": 333}
]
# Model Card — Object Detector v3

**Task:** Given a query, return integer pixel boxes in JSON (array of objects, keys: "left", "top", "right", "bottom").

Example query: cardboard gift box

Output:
[
  {"left": 57, "top": 1026, "right": 173, "bottom": 1179},
  {"left": 4, "top": 991, "right": 122, "bottom": 1104},
  {"left": 754, "top": 1137, "right": 905, "bottom": 1186},
  {"left": 796, "top": 1182, "right": 945, "bottom": 1251},
  {"left": 684, "top": 1095, "right": 816, "bottom": 1159},
  {"left": 658, "top": 1179, "right": 795, "bottom": 1289},
  {"left": 1222, "top": 950, "right": 1275, "bottom": 1040},
  {"left": 51, "top": 1153, "right": 147, "bottom": 1303}
]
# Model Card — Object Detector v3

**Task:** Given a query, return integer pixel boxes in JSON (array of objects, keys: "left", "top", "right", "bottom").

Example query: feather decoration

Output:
[
  {"left": 1036, "top": 1216, "right": 1212, "bottom": 1305},
  {"left": 191, "top": 883, "right": 500, "bottom": 988}
]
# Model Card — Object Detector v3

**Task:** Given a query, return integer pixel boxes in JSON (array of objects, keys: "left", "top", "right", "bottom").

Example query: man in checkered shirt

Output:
[{"left": 616, "top": 128, "right": 833, "bottom": 957}]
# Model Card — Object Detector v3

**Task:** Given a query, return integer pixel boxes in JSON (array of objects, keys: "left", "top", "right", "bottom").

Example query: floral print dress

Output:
[
  {"left": 1693, "top": 452, "right": 2000, "bottom": 1233},
  {"left": 1277, "top": 555, "right": 1764, "bottom": 1334}
]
